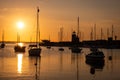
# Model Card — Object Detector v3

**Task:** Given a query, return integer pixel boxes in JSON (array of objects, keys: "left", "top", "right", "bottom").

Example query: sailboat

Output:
[
  {"left": 28, "top": 7, "right": 41, "bottom": 56},
  {"left": 1, "top": 30, "right": 5, "bottom": 48},
  {"left": 14, "top": 33, "right": 26, "bottom": 52},
  {"left": 71, "top": 46, "right": 82, "bottom": 53}
]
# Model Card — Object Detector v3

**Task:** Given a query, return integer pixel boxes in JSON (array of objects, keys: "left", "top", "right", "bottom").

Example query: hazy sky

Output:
[{"left": 0, "top": 0, "right": 120, "bottom": 42}]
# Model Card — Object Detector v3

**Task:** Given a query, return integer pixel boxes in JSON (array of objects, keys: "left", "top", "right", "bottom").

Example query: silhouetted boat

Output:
[
  {"left": 14, "top": 45, "right": 26, "bottom": 52},
  {"left": 86, "top": 47, "right": 105, "bottom": 61},
  {"left": 14, "top": 32, "right": 26, "bottom": 52},
  {"left": 59, "top": 47, "right": 64, "bottom": 51},
  {"left": 1, "top": 43, "right": 5, "bottom": 48},
  {"left": 29, "top": 47, "right": 41, "bottom": 56},
  {"left": 46, "top": 46, "right": 51, "bottom": 49},
  {"left": 85, "top": 47, "right": 105, "bottom": 75},
  {"left": 71, "top": 47, "right": 82, "bottom": 53},
  {"left": 28, "top": 7, "right": 41, "bottom": 56}
]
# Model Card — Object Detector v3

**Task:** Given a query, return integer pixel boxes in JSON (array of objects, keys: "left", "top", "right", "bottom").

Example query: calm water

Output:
[{"left": 0, "top": 43, "right": 120, "bottom": 80}]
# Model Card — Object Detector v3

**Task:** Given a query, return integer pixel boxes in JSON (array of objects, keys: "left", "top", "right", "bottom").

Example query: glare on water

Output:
[{"left": 17, "top": 54, "right": 23, "bottom": 73}]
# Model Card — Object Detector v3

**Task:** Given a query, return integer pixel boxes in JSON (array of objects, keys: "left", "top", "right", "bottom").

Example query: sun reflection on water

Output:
[{"left": 17, "top": 54, "right": 23, "bottom": 73}]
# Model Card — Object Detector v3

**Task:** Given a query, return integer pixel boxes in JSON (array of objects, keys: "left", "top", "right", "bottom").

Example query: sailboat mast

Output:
[
  {"left": 94, "top": 24, "right": 96, "bottom": 40},
  {"left": 101, "top": 28, "right": 103, "bottom": 40},
  {"left": 2, "top": 30, "right": 4, "bottom": 42},
  {"left": 77, "top": 16, "right": 79, "bottom": 37},
  {"left": 90, "top": 27, "right": 93, "bottom": 40},
  {"left": 107, "top": 28, "right": 109, "bottom": 39},
  {"left": 36, "top": 7, "right": 40, "bottom": 45},
  {"left": 17, "top": 32, "right": 19, "bottom": 43},
  {"left": 112, "top": 25, "right": 114, "bottom": 40},
  {"left": 59, "top": 27, "right": 63, "bottom": 42}
]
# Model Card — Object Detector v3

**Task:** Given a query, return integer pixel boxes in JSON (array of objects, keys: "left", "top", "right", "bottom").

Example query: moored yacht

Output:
[
  {"left": 86, "top": 47, "right": 105, "bottom": 61},
  {"left": 14, "top": 44, "right": 26, "bottom": 52},
  {"left": 71, "top": 46, "right": 82, "bottom": 53},
  {"left": 14, "top": 42, "right": 26, "bottom": 53},
  {"left": 59, "top": 47, "right": 64, "bottom": 51},
  {"left": 28, "top": 7, "right": 42, "bottom": 56},
  {"left": 29, "top": 46, "right": 41, "bottom": 56}
]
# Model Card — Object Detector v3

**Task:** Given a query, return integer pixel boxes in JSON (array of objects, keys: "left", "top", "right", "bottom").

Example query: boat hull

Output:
[
  {"left": 14, "top": 46, "right": 26, "bottom": 52},
  {"left": 29, "top": 48, "right": 41, "bottom": 56},
  {"left": 46, "top": 46, "right": 51, "bottom": 49},
  {"left": 1, "top": 43, "right": 5, "bottom": 48},
  {"left": 71, "top": 47, "right": 82, "bottom": 53},
  {"left": 59, "top": 48, "right": 64, "bottom": 51}
]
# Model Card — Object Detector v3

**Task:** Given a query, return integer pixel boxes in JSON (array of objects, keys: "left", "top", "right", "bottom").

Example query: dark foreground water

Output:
[{"left": 0, "top": 43, "right": 120, "bottom": 80}]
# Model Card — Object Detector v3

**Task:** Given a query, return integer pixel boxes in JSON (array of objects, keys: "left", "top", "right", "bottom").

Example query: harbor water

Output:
[{"left": 0, "top": 43, "right": 120, "bottom": 80}]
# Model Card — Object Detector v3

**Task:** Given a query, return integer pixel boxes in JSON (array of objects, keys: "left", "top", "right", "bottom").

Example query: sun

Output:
[{"left": 17, "top": 21, "right": 24, "bottom": 29}]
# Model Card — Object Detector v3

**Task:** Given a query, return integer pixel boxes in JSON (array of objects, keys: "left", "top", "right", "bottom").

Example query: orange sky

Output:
[{"left": 0, "top": 0, "right": 120, "bottom": 42}]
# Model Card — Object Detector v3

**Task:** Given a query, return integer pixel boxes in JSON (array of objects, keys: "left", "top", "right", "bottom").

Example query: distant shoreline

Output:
[{"left": 1, "top": 39, "right": 120, "bottom": 49}]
